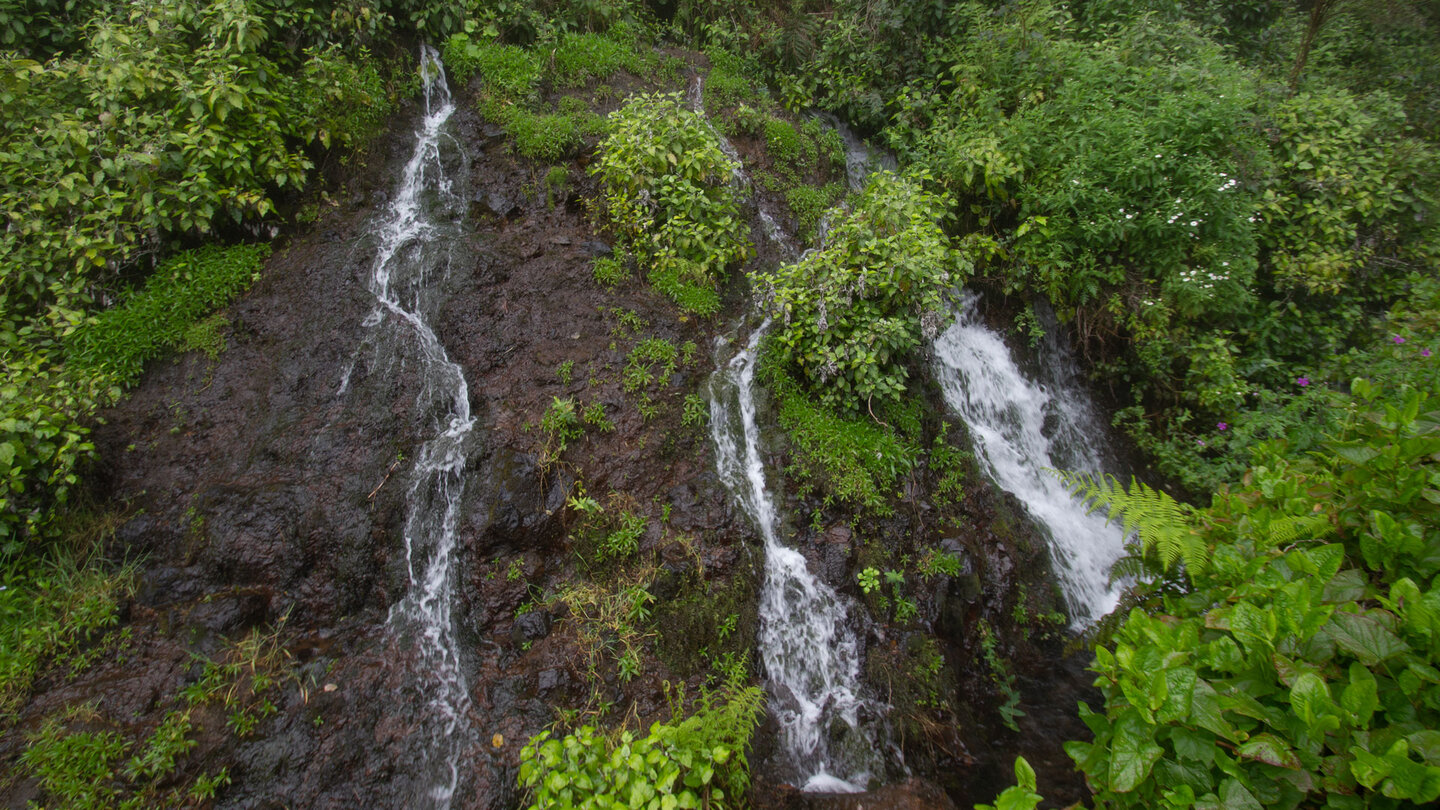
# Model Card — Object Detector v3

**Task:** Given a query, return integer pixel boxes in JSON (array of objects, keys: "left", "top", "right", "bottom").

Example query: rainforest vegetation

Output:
[{"left": 2, "top": 1, "right": 1438, "bottom": 808}]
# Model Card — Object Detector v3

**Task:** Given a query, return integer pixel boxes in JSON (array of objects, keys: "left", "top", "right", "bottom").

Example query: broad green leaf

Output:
[
  {"left": 1290, "top": 672, "right": 1333, "bottom": 732},
  {"left": 1170, "top": 727, "right": 1217, "bottom": 765},
  {"left": 1218, "top": 777, "right": 1263, "bottom": 810},
  {"left": 1238, "top": 733, "right": 1302, "bottom": 770},
  {"left": 1327, "top": 611, "right": 1407, "bottom": 666},
  {"left": 1109, "top": 712, "right": 1164, "bottom": 793},
  {"left": 1341, "top": 664, "right": 1379, "bottom": 725}
]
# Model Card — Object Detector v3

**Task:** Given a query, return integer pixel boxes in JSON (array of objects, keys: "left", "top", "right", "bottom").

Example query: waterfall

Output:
[
  {"left": 686, "top": 77, "right": 885, "bottom": 790},
  {"left": 814, "top": 112, "right": 897, "bottom": 193},
  {"left": 932, "top": 295, "right": 1125, "bottom": 626},
  {"left": 708, "top": 325, "right": 883, "bottom": 792},
  {"left": 350, "top": 46, "right": 475, "bottom": 808}
]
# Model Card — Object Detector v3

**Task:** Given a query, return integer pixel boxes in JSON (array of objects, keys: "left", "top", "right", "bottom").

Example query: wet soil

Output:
[{"left": 2, "top": 55, "right": 1098, "bottom": 810}]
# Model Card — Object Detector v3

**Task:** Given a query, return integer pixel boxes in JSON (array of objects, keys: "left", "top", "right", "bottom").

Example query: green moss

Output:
[
  {"left": 68, "top": 244, "right": 268, "bottom": 388},
  {"left": 761, "top": 346, "right": 919, "bottom": 515}
]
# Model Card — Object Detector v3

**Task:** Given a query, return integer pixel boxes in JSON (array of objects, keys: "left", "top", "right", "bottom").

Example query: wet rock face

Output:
[{"left": 3, "top": 80, "right": 758, "bottom": 809}]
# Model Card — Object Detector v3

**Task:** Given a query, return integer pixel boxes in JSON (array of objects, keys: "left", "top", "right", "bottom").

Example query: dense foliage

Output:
[
  {"left": 0, "top": 0, "right": 396, "bottom": 551},
  {"left": 1064, "top": 356, "right": 1440, "bottom": 808},
  {"left": 592, "top": 92, "right": 751, "bottom": 315},
  {"left": 4, "top": 1, "right": 1440, "bottom": 808},
  {"left": 518, "top": 680, "right": 764, "bottom": 810},
  {"left": 761, "top": 170, "right": 965, "bottom": 412}
]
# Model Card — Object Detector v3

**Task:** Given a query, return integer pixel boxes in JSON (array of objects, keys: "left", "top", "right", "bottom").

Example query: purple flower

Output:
[
  {"left": 1297, "top": 376, "right": 1310, "bottom": 387},
  {"left": 1217, "top": 422, "right": 1228, "bottom": 431},
  {"left": 1393, "top": 335, "right": 1407, "bottom": 344},
  {"left": 1423, "top": 349, "right": 1433, "bottom": 358},
  {"left": 1196, "top": 439, "right": 1207, "bottom": 447}
]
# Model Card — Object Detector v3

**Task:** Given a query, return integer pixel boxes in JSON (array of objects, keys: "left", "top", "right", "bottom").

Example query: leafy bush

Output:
[
  {"left": 591, "top": 92, "right": 751, "bottom": 315},
  {"left": 702, "top": 47, "right": 761, "bottom": 110},
  {"left": 0, "top": 1, "right": 394, "bottom": 549},
  {"left": 0, "top": 3, "right": 386, "bottom": 335},
  {"left": 508, "top": 110, "right": 583, "bottom": 161},
  {"left": 761, "top": 171, "right": 965, "bottom": 411},
  {"left": 443, "top": 34, "right": 541, "bottom": 96},
  {"left": 2, "top": 244, "right": 266, "bottom": 548},
  {"left": 518, "top": 678, "right": 764, "bottom": 810},
  {"left": 1065, "top": 375, "right": 1440, "bottom": 808},
  {"left": 553, "top": 30, "right": 643, "bottom": 86},
  {"left": 784, "top": 182, "right": 844, "bottom": 243},
  {"left": 592, "top": 256, "right": 630, "bottom": 289},
  {"left": 1261, "top": 89, "right": 1438, "bottom": 296}
]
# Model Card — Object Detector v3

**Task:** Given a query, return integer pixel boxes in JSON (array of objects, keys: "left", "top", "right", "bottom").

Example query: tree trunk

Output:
[{"left": 1289, "top": 0, "right": 1342, "bottom": 90}]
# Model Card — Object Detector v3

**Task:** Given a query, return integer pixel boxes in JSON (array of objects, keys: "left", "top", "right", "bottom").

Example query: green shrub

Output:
[
  {"left": 540, "top": 396, "right": 584, "bottom": 466},
  {"left": 598, "top": 510, "right": 645, "bottom": 562},
  {"left": 1064, "top": 375, "right": 1440, "bottom": 808},
  {"left": 702, "top": 47, "right": 761, "bottom": 110},
  {"left": 1261, "top": 89, "right": 1438, "bottom": 296},
  {"left": 784, "top": 182, "right": 844, "bottom": 243},
  {"left": 592, "top": 256, "right": 630, "bottom": 289},
  {"left": 763, "top": 117, "right": 803, "bottom": 167},
  {"left": 762, "top": 171, "right": 965, "bottom": 411},
  {"left": 442, "top": 35, "right": 541, "bottom": 98},
  {"left": 592, "top": 92, "right": 750, "bottom": 315},
  {"left": 298, "top": 45, "right": 393, "bottom": 150},
  {"left": 623, "top": 338, "right": 680, "bottom": 394},
  {"left": 518, "top": 677, "right": 764, "bottom": 810},
  {"left": 553, "top": 31, "right": 642, "bottom": 87},
  {"left": 508, "top": 110, "right": 581, "bottom": 161},
  {"left": 2, "top": 244, "right": 265, "bottom": 548}
]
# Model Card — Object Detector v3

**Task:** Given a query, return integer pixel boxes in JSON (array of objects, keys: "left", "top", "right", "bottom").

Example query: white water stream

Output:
[
  {"left": 349, "top": 47, "right": 474, "bottom": 808},
  {"left": 708, "top": 325, "right": 881, "bottom": 792},
  {"left": 933, "top": 296, "right": 1126, "bottom": 626},
  {"left": 696, "top": 90, "right": 890, "bottom": 791}
]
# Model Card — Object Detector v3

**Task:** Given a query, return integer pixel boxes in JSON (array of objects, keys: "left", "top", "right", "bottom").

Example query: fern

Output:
[
  {"left": 1263, "top": 512, "right": 1334, "bottom": 545},
  {"left": 1052, "top": 470, "right": 1209, "bottom": 578}
]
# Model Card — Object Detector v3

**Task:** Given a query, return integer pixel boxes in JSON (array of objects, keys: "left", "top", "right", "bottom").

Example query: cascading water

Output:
[
  {"left": 346, "top": 47, "right": 475, "bottom": 808},
  {"left": 814, "top": 112, "right": 897, "bottom": 193},
  {"left": 693, "top": 84, "right": 885, "bottom": 790},
  {"left": 688, "top": 77, "right": 798, "bottom": 260},
  {"left": 709, "top": 325, "right": 882, "bottom": 793},
  {"left": 932, "top": 295, "right": 1126, "bottom": 626}
]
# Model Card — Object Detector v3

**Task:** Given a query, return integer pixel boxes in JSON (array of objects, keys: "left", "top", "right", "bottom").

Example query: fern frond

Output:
[
  {"left": 1051, "top": 470, "right": 1208, "bottom": 578},
  {"left": 1107, "top": 554, "right": 1152, "bottom": 585},
  {"left": 1265, "top": 513, "right": 1334, "bottom": 545}
]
